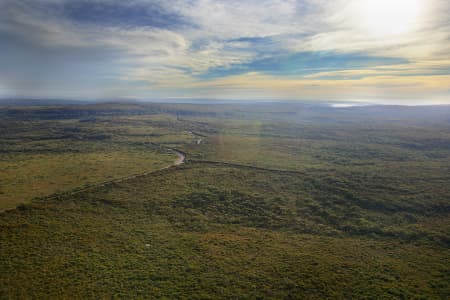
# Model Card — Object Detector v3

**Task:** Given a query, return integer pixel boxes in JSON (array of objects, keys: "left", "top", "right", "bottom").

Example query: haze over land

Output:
[{"left": 0, "top": 0, "right": 449, "bottom": 104}]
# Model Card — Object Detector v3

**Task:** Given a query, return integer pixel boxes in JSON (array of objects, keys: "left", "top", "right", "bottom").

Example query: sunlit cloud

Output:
[{"left": 0, "top": 0, "right": 448, "bottom": 103}]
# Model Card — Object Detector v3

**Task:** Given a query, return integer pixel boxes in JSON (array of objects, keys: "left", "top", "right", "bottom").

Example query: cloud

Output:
[
  {"left": 186, "top": 72, "right": 450, "bottom": 103},
  {"left": 199, "top": 51, "right": 409, "bottom": 79},
  {"left": 0, "top": 0, "right": 449, "bottom": 102}
]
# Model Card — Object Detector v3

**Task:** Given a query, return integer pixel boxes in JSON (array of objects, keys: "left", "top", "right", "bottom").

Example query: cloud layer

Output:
[{"left": 0, "top": 0, "right": 449, "bottom": 103}]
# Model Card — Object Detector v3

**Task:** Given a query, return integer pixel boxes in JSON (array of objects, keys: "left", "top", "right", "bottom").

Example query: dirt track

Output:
[{"left": 0, "top": 149, "right": 186, "bottom": 213}]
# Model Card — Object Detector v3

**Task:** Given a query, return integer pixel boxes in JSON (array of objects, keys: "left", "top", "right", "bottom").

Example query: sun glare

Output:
[{"left": 359, "top": 0, "right": 423, "bottom": 37}]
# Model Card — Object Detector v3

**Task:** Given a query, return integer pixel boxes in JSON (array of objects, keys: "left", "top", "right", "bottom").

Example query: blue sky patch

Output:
[
  {"left": 199, "top": 51, "right": 409, "bottom": 79},
  {"left": 61, "top": 1, "right": 190, "bottom": 29}
]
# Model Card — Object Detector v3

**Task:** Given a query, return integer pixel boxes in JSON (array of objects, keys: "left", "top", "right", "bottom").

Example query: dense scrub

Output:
[
  {"left": 1, "top": 165, "right": 449, "bottom": 298},
  {"left": 0, "top": 102, "right": 449, "bottom": 298}
]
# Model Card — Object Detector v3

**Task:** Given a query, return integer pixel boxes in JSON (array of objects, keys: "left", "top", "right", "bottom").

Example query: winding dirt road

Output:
[
  {"left": 170, "top": 150, "right": 185, "bottom": 166},
  {"left": 0, "top": 148, "right": 186, "bottom": 213}
]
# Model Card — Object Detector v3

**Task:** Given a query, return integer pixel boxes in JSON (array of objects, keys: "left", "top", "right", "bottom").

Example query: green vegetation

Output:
[
  {"left": 0, "top": 102, "right": 449, "bottom": 298},
  {"left": 0, "top": 109, "right": 196, "bottom": 209}
]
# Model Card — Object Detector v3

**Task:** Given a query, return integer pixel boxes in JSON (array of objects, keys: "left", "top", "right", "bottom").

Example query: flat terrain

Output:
[
  {"left": 0, "top": 109, "right": 194, "bottom": 209},
  {"left": 0, "top": 102, "right": 449, "bottom": 298}
]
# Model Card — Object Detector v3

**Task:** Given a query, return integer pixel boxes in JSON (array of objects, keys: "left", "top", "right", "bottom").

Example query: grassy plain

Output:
[
  {"left": 0, "top": 109, "right": 196, "bottom": 209},
  {"left": 0, "top": 102, "right": 449, "bottom": 298}
]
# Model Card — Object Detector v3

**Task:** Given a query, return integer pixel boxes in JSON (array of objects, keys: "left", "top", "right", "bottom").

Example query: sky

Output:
[{"left": 0, "top": 0, "right": 449, "bottom": 104}]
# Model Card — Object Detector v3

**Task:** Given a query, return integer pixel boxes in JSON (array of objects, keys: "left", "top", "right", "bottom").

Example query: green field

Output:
[
  {"left": 0, "top": 102, "right": 449, "bottom": 298},
  {"left": 0, "top": 110, "right": 195, "bottom": 209}
]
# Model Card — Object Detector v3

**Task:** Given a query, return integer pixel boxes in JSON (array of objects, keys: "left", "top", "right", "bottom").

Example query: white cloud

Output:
[{"left": 0, "top": 0, "right": 449, "bottom": 102}]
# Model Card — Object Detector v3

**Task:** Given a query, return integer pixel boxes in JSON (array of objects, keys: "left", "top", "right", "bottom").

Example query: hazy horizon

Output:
[{"left": 2, "top": 96, "right": 450, "bottom": 107}]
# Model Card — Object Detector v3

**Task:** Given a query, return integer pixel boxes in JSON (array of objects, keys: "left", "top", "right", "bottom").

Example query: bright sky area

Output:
[{"left": 0, "top": 0, "right": 449, "bottom": 104}]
